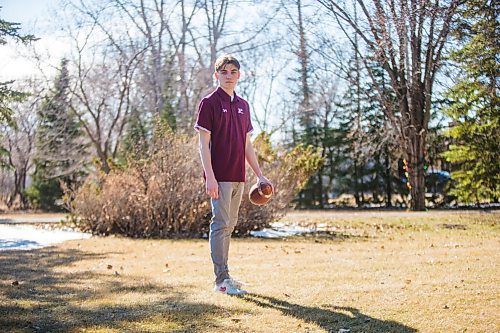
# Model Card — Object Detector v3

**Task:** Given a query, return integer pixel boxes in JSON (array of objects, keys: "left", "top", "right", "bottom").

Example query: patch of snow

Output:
[
  {"left": 0, "top": 224, "right": 91, "bottom": 250},
  {"left": 250, "top": 224, "right": 314, "bottom": 238},
  {"left": 0, "top": 216, "right": 64, "bottom": 224}
]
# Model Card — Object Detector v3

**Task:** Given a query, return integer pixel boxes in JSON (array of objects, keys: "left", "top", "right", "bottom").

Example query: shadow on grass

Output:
[
  {"left": 242, "top": 293, "right": 417, "bottom": 333},
  {"left": 0, "top": 248, "right": 240, "bottom": 332}
]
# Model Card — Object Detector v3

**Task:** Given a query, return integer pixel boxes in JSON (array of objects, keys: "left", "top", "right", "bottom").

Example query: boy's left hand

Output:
[{"left": 258, "top": 175, "right": 273, "bottom": 188}]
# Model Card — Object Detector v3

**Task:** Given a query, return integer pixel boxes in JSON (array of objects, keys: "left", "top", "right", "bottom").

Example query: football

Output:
[{"left": 249, "top": 181, "right": 274, "bottom": 206}]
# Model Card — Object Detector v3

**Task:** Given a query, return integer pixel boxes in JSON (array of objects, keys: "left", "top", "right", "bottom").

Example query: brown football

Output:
[
  {"left": 249, "top": 182, "right": 274, "bottom": 206},
  {"left": 260, "top": 183, "right": 273, "bottom": 196}
]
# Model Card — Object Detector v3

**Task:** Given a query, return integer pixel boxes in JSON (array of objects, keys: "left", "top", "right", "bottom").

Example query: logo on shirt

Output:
[
  {"left": 222, "top": 108, "right": 228, "bottom": 113},
  {"left": 237, "top": 108, "right": 244, "bottom": 114}
]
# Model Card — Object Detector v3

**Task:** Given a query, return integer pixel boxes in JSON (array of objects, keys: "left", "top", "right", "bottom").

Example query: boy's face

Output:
[{"left": 215, "top": 63, "right": 240, "bottom": 92}]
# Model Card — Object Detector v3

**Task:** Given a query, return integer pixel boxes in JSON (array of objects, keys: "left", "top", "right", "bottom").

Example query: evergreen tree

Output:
[
  {"left": 0, "top": 9, "right": 37, "bottom": 124},
  {"left": 363, "top": 63, "right": 402, "bottom": 207},
  {"left": 442, "top": 0, "right": 500, "bottom": 204},
  {"left": 159, "top": 91, "right": 177, "bottom": 132},
  {"left": 27, "top": 59, "right": 87, "bottom": 210},
  {"left": 341, "top": 72, "right": 368, "bottom": 207},
  {"left": 120, "top": 107, "right": 149, "bottom": 161},
  {"left": 1, "top": 10, "right": 38, "bottom": 173},
  {"left": 286, "top": 0, "right": 321, "bottom": 208},
  {"left": 339, "top": 54, "right": 399, "bottom": 207}
]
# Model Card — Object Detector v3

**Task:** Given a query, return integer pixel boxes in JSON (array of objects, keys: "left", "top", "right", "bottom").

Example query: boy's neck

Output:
[{"left": 219, "top": 86, "right": 234, "bottom": 99}]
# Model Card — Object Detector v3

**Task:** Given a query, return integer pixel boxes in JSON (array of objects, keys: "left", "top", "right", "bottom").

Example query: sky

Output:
[
  {"left": 1, "top": 0, "right": 65, "bottom": 80},
  {"left": 1, "top": 0, "right": 55, "bottom": 24}
]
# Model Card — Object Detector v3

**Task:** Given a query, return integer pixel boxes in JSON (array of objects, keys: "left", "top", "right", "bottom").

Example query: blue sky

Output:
[
  {"left": 1, "top": 0, "right": 56, "bottom": 27},
  {"left": 1, "top": 0, "right": 65, "bottom": 80}
]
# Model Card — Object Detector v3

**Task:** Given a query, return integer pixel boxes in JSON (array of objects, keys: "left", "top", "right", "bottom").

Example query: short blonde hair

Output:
[{"left": 214, "top": 54, "right": 240, "bottom": 72}]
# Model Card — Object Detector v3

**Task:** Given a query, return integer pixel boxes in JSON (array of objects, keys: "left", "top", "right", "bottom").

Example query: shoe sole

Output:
[{"left": 214, "top": 289, "right": 247, "bottom": 296}]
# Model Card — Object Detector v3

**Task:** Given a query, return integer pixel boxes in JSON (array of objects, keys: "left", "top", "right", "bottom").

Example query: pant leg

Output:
[
  {"left": 209, "top": 182, "right": 244, "bottom": 285},
  {"left": 209, "top": 182, "right": 233, "bottom": 284},
  {"left": 222, "top": 182, "right": 244, "bottom": 271}
]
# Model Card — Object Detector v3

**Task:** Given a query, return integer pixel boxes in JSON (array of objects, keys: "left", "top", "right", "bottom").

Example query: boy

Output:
[{"left": 195, "top": 54, "right": 272, "bottom": 295}]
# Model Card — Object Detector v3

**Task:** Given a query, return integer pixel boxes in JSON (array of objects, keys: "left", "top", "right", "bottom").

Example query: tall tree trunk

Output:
[
  {"left": 9, "top": 167, "right": 28, "bottom": 209},
  {"left": 353, "top": 160, "right": 361, "bottom": 207},
  {"left": 408, "top": 132, "right": 426, "bottom": 210},
  {"left": 296, "top": 0, "right": 311, "bottom": 128},
  {"left": 8, "top": 170, "right": 20, "bottom": 208},
  {"left": 178, "top": 0, "right": 188, "bottom": 123},
  {"left": 317, "top": 171, "right": 324, "bottom": 208},
  {"left": 384, "top": 145, "right": 393, "bottom": 207}
]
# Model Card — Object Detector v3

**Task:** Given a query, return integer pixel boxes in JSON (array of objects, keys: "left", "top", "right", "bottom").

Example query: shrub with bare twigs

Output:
[
  {"left": 237, "top": 133, "right": 323, "bottom": 235},
  {"left": 67, "top": 127, "right": 322, "bottom": 238}
]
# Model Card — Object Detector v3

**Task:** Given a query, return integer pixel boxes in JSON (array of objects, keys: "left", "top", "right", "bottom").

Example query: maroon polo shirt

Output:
[{"left": 195, "top": 87, "right": 253, "bottom": 182}]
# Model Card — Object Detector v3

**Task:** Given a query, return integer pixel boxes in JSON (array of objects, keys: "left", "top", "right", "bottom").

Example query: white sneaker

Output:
[
  {"left": 214, "top": 278, "right": 247, "bottom": 296},
  {"left": 228, "top": 277, "right": 245, "bottom": 289}
]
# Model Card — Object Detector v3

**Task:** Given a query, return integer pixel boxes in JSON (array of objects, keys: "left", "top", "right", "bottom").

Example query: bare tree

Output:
[
  {"left": 317, "top": 0, "right": 462, "bottom": 210},
  {"left": 237, "top": 46, "right": 289, "bottom": 134},
  {"left": 278, "top": 0, "right": 315, "bottom": 138},
  {"left": 0, "top": 80, "right": 41, "bottom": 208},
  {"left": 62, "top": 15, "right": 143, "bottom": 173}
]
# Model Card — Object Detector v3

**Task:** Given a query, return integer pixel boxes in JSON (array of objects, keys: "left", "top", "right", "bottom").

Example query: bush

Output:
[
  {"left": 68, "top": 129, "right": 322, "bottom": 238},
  {"left": 25, "top": 176, "right": 65, "bottom": 211},
  {"left": 237, "top": 133, "right": 323, "bottom": 235}
]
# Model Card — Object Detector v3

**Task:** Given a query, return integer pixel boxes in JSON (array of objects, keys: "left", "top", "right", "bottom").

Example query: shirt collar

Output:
[{"left": 216, "top": 86, "right": 240, "bottom": 103}]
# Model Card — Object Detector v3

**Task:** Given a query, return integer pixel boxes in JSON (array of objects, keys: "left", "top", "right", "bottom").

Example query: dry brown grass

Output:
[{"left": 0, "top": 210, "right": 498, "bottom": 332}]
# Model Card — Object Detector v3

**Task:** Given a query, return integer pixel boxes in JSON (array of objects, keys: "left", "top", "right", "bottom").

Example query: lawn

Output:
[{"left": 0, "top": 210, "right": 498, "bottom": 332}]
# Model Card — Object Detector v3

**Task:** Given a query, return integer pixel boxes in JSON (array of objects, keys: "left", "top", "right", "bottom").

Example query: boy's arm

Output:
[
  {"left": 245, "top": 133, "right": 272, "bottom": 186},
  {"left": 198, "top": 130, "right": 219, "bottom": 199}
]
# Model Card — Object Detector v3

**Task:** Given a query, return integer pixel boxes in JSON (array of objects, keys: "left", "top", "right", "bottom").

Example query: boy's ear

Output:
[{"left": 214, "top": 71, "right": 219, "bottom": 80}]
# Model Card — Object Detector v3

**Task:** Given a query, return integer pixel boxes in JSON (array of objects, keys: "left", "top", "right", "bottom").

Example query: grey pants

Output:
[{"left": 209, "top": 182, "right": 244, "bottom": 285}]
